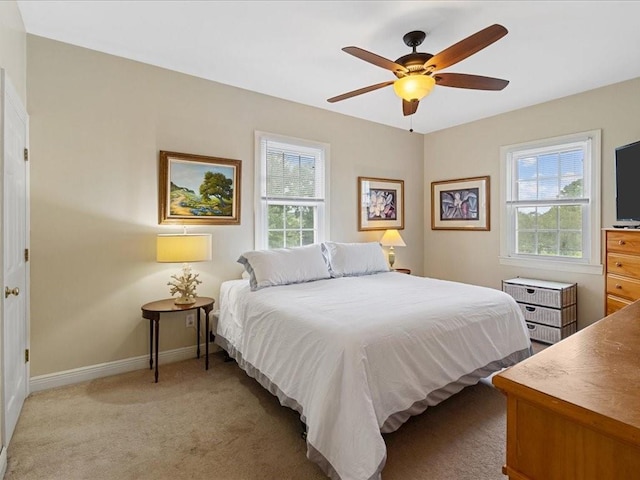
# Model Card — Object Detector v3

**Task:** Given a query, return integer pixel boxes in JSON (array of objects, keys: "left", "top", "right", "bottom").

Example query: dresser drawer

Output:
[
  {"left": 525, "top": 321, "right": 577, "bottom": 344},
  {"left": 607, "top": 252, "right": 640, "bottom": 278},
  {"left": 606, "top": 295, "right": 633, "bottom": 315},
  {"left": 607, "top": 231, "right": 640, "bottom": 255},
  {"left": 518, "top": 303, "right": 576, "bottom": 328},
  {"left": 606, "top": 274, "right": 640, "bottom": 302},
  {"left": 503, "top": 281, "right": 576, "bottom": 309}
]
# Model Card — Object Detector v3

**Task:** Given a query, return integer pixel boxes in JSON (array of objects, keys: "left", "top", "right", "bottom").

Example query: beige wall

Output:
[
  {"left": 27, "top": 35, "right": 424, "bottom": 377},
  {"left": 424, "top": 76, "right": 640, "bottom": 329},
  {"left": 0, "top": 0, "right": 26, "bottom": 103}
]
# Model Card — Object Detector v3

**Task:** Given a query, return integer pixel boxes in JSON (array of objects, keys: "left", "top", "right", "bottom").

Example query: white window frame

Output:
[
  {"left": 499, "top": 129, "right": 602, "bottom": 275},
  {"left": 254, "top": 131, "right": 330, "bottom": 250}
]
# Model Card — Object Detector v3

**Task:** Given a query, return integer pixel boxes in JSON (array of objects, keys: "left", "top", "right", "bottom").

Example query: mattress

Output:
[{"left": 215, "top": 272, "right": 531, "bottom": 480}]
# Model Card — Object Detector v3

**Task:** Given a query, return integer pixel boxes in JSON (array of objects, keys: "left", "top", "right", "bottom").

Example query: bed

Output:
[{"left": 214, "top": 243, "right": 531, "bottom": 480}]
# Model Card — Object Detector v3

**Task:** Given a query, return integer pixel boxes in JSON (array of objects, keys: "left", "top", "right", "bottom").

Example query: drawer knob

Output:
[
  {"left": 526, "top": 288, "right": 535, "bottom": 294},
  {"left": 619, "top": 240, "right": 626, "bottom": 245},
  {"left": 525, "top": 306, "right": 536, "bottom": 312},
  {"left": 616, "top": 262, "right": 622, "bottom": 267},
  {"left": 616, "top": 284, "right": 622, "bottom": 289}
]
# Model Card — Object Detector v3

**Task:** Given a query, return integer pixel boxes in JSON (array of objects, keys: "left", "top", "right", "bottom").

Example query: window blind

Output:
[{"left": 263, "top": 139, "right": 325, "bottom": 202}]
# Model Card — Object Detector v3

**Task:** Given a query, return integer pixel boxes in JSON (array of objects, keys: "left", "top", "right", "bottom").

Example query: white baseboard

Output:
[
  {"left": 0, "top": 445, "right": 7, "bottom": 479},
  {"left": 29, "top": 343, "right": 218, "bottom": 393}
]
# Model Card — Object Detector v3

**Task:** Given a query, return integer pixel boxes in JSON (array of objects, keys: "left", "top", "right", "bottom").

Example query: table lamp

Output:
[
  {"left": 157, "top": 232, "right": 212, "bottom": 304},
  {"left": 380, "top": 229, "right": 406, "bottom": 268}
]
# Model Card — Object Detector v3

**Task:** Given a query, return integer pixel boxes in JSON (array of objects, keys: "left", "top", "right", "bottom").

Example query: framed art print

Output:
[
  {"left": 431, "top": 176, "right": 490, "bottom": 230},
  {"left": 358, "top": 176, "right": 404, "bottom": 231},
  {"left": 159, "top": 150, "right": 241, "bottom": 225}
]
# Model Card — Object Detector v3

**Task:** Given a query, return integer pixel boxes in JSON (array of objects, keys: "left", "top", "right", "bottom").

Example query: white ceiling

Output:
[{"left": 16, "top": 1, "right": 640, "bottom": 134}]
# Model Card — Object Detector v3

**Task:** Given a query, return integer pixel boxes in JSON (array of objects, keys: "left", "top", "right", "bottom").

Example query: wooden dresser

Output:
[
  {"left": 605, "top": 228, "right": 640, "bottom": 315},
  {"left": 493, "top": 301, "right": 640, "bottom": 480}
]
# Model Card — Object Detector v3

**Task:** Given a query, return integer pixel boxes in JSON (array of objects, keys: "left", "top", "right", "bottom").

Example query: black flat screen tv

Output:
[{"left": 615, "top": 140, "right": 640, "bottom": 223}]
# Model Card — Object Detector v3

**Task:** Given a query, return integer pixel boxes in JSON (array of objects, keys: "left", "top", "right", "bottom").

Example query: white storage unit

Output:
[{"left": 502, "top": 277, "right": 578, "bottom": 344}]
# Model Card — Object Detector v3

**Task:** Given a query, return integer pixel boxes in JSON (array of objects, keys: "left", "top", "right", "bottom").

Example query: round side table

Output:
[{"left": 141, "top": 297, "right": 215, "bottom": 382}]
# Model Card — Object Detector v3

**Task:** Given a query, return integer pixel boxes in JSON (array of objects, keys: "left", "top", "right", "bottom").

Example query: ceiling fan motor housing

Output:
[
  {"left": 393, "top": 52, "right": 434, "bottom": 78},
  {"left": 395, "top": 31, "right": 433, "bottom": 78}
]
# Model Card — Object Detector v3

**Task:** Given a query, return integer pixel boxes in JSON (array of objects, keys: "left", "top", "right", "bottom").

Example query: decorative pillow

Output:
[
  {"left": 321, "top": 241, "right": 390, "bottom": 278},
  {"left": 238, "top": 244, "right": 331, "bottom": 291}
]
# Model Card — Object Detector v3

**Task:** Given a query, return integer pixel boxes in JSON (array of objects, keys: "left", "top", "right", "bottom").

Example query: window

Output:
[
  {"left": 500, "top": 130, "right": 602, "bottom": 274},
  {"left": 255, "top": 131, "right": 329, "bottom": 250}
]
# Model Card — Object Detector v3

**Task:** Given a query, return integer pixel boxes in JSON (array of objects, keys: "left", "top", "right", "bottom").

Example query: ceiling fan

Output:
[{"left": 327, "top": 24, "right": 510, "bottom": 116}]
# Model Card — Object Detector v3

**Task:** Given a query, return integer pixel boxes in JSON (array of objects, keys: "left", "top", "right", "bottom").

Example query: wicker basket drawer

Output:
[
  {"left": 525, "top": 321, "right": 577, "bottom": 344},
  {"left": 519, "top": 303, "right": 576, "bottom": 328},
  {"left": 503, "top": 280, "right": 576, "bottom": 308}
]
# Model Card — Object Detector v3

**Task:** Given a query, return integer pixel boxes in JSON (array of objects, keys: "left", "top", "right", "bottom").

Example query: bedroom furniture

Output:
[
  {"left": 217, "top": 249, "right": 531, "bottom": 480},
  {"left": 379, "top": 229, "right": 406, "bottom": 267},
  {"left": 156, "top": 232, "right": 212, "bottom": 304},
  {"left": 604, "top": 228, "right": 640, "bottom": 315},
  {"left": 502, "top": 277, "right": 577, "bottom": 344},
  {"left": 141, "top": 296, "right": 215, "bottom": 382},
  {"left": 493, "top": 298, "right": 640, "bottom": 480},
  {"left": 393, "top": 268, "right": 411, "bottom": 274}
]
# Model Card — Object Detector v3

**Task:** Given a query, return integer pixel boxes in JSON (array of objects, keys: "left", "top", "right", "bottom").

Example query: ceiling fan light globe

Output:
[{"left": 393, "top": 75, "right": 435, "bottom": 102}]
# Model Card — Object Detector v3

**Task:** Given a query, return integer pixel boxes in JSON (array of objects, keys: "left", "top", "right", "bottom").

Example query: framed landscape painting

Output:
[
  {"left": 431, "top": 176, "right": 490, "bottom": 230},
  {"left": 158, "top": 151, "right": 241, "bottom": 225},
  {"left": 358, "top": 176, "right": 404, "bottom": 231}
]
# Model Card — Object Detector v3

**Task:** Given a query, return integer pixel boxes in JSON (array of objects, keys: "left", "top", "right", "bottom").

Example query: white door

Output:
[{"left": 1, "top": 69, "right": 29, "bottom": 445}]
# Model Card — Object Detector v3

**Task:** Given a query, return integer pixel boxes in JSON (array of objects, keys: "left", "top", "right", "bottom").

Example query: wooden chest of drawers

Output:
[
  {"left": 493, "top": 301, "right": 640, "bottom": 480},
  {"left": 605, "top": 229, "right": 640, "bottom": 314},
  {"left": 502, "top": 277, "right": 577, "bottom": 344}
]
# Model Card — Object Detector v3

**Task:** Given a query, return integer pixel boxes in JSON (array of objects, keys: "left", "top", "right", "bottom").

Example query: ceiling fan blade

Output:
[
  {"left": 425, "top": 24, "right": 508, "bottom": 72},
  {"left": 435, "top": 73, "right": 509, "bottom": 90},
  {"left": 327, "top": 80, "right": 395, "bottom": 103},
  {"left": 342, "top": 46, "right": 408, "bottom": 74},
  {"left": 403, "top": 99, "right": 419, "bottom": 116}
]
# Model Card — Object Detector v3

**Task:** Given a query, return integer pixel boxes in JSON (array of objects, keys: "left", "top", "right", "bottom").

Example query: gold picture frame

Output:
[
  {"left": 358, "top": 176, "right": 404, "bottom": 231},
  {"left": 431, "top": 176, "right": 490, "bottom": 230},
  {"left": 158, "top": 150, "right": 241, "bottom": 225}
]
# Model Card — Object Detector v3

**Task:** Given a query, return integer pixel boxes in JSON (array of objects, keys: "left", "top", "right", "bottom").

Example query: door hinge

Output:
[
  {"left": 24, "top": 148, "right": 29, "bottom": 161},
  {"left": 24, "top": 248, "right": 29, "bottom": 262},
  {"left": 25, "top": 349, "right": 29, "bottom": 363}
]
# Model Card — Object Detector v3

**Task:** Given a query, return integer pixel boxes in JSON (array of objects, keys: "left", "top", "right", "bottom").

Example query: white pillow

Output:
[
  {"left": 321, "top": 241, "right": 390, "bottom": 278},
  {"left": 238, "top": 244, "right": 331, "bottom": 291}
]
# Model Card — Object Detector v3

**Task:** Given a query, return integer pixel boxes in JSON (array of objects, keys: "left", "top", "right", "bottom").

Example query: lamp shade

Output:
[
  {"left": 393, "top": 75, "right": 436, "bottom": 102},
  {"left": 157, "top": 234, "right": 212, "bottom": 263},
  {"left": 380, "top": 229, "right": 406, "bottom": 247}
]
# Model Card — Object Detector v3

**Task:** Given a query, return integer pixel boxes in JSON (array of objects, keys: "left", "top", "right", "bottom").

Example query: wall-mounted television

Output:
[{"left": 615, "top": 140, "right": 640, "bottom": 224}]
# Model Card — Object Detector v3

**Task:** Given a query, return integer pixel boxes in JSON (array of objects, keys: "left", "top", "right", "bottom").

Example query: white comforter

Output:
[{"left": 216, "top": 272, "right": 530, "bottom": 480}]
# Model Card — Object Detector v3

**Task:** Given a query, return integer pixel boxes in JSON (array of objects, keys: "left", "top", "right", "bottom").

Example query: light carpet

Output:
[{"left": 6, "top": 351, "right": 510, "bottom": 479}]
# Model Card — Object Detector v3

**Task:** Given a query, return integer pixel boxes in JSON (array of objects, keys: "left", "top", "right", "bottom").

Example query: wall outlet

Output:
[{"left": 185, "top": 313, "right": 196, "bottom": 328}]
